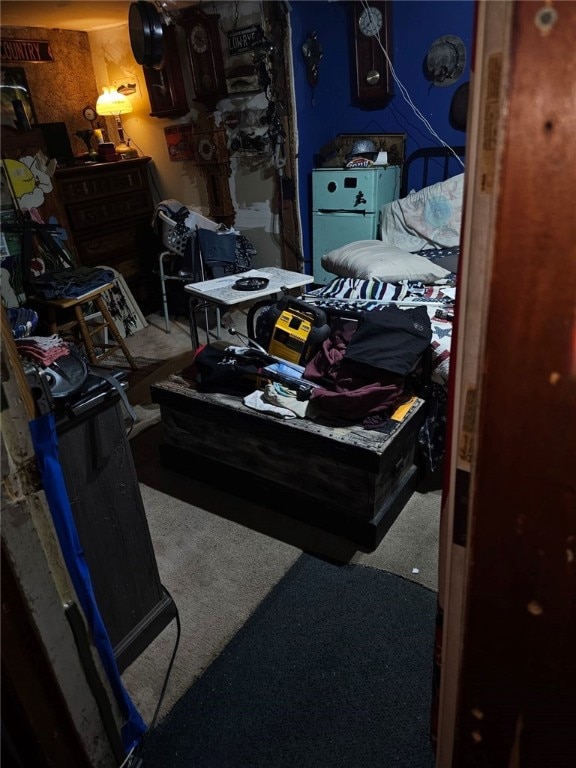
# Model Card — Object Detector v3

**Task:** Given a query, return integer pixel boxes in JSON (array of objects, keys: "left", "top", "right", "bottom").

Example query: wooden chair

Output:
[{"left": 30, "top": 282, "right": 139, "bottom": 370}]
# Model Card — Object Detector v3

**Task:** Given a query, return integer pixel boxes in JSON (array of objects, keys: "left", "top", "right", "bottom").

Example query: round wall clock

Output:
[
  {"left": 82, "top": 105, "right": 97, "bottom": 124},
  {"left": 190, "top": 23, "right": 209, "bottom": 54},
  {"left": 181, "top": 6, "right": 228, "bottom": 111},
  {"left": 128, "top": 1, "right": 164, "bottom": 68},
  {"left": 197, "top": 137, "right": 215, "bottom": 162},
  {"left": 359, "top": 6, "right": 383, "bottom": 37},
  {"left": 352, "top": 1, "right": 393, "bottom": 108}
]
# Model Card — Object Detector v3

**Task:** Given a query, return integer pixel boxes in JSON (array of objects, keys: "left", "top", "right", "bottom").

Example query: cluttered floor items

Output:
[
  {"left": 177, "top": 295, "right": 432, "bottom": 428},
  {"left": 149, "top": 296, "right": 435, "bottom": 549}
]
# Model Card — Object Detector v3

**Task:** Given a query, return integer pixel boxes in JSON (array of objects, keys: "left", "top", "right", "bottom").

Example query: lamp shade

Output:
[{"left": 96, "top": 87, "right": 133, "bottom": 116}]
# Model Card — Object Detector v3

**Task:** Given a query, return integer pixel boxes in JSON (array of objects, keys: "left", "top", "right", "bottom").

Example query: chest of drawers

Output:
[{"left": 55, "top": 157, "right": 158, "bottom": 312}]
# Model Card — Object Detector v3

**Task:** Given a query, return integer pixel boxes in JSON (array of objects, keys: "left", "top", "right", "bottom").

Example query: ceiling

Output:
[{"left": 1, "top": 1, "right": 137, "bottom": 32}]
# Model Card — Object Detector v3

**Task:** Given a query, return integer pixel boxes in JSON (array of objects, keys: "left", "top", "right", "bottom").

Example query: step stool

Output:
[{"left": 30, "top": 282, "right": 139, "bottom": 370}]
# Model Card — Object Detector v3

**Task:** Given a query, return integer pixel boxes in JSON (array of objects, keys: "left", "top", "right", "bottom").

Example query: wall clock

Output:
[
  {"left": 128, "top": 1, "right": 164, "bottom": 68},
  {"left": 82, "top": 105, "right": 97, "bottom": 124},
  {"left": 180, "top": 6, "right": 228, "bottom": 111},
  {"left": 352, "top": 1, "right": 393, "bottom": 108},
  {"left": 192, "top": 121, "right": 235, "bottom": 225},
  {"left": 190, "top": 127, "right": 229, "bottom": 166},
  {"left": 199, "top": 162, "right": 236, "bottom": 226},
  {"left": 143, "top": 24, "right": 188, "bottom": 118}
]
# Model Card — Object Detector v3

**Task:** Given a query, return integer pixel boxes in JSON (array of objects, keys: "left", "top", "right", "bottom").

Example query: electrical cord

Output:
[
  {"left": 125, "top": 585, "right": 181, "bottom": 767},
  {"left": 359, "top": 0, "right": 465, "bottom": 170}
]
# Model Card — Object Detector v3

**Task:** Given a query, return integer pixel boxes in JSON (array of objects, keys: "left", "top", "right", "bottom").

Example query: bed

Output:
[{"left": 303, "top": 147, "right": 465, "bottom": 473}]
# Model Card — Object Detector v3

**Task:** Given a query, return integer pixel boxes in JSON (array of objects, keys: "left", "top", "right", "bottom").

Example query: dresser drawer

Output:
[
  {"left": 74, "top": 220, "right": 147, "bottom": 263},
  {"left": 66, "top": 191, "right": 151, "bottom": 231},
  {"left": 57, "top": 165, "right": 148, "bottom": 204}
]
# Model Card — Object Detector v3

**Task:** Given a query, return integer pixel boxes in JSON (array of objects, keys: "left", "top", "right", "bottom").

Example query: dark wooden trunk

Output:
[{"left": 151, "top": 380, "right": 426, "bottom": 549}]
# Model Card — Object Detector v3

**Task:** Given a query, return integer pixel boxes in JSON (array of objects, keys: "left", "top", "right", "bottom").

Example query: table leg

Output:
[
  {"left": 158, "top": 251, "right": 171, "bottom": 334},
  {"left": 188, "top": 296, "right": 201, "bottom": 351}
]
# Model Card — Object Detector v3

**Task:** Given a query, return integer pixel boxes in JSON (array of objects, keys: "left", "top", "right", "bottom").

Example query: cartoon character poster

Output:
[{"left": 1, "top": 147, "right": 73, "bottom": 308}]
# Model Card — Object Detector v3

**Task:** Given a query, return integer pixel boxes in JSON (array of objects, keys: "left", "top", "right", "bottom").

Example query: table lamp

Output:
[{"left": 95, "top": 87, "right": 137, "bottom": 158}]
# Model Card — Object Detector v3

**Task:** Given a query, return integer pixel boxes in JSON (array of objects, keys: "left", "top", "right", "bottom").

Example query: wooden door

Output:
[{"left": 436, "top": 2, "right": 576, "bottom": 765}]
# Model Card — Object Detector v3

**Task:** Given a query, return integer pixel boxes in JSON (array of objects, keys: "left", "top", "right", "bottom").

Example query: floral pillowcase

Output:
[{"left": 380, "top": 173, "right": 464, "bottom": 251}]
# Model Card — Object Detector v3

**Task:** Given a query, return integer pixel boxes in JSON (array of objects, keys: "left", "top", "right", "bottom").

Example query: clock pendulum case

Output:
[
  {"left": 352, "top": 1, "right": 393, "bottom": 107},
  {"left": 191, "top": 117, "right": 236, "bottom": 227},
  {"left": 180, "top": 6, "right": 228, "bottom": 111}
]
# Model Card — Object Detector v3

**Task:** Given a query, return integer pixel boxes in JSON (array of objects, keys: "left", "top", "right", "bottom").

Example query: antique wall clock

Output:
[
  {"left": 194, "top": 123, "right": 235, "bottom": 226},
  {"left": 352, "top": 1, "right": 393, "bottom": 108},
  {"left": 180, "top": 6, "right": 228, "bottom": 111},
  {"left": 143, "top": 24, "right": 189, "bottom": 118}
]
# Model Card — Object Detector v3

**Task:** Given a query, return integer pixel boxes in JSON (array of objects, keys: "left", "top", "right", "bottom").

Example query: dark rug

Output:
[{"left": 138, "top": 554, "right": 437, "bottom": 768}]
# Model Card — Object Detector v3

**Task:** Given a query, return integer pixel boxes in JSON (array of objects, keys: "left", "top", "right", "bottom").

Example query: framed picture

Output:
[
  {"left": 1, "top": 67, "right": 37, "bottom": 130},
  {"left": 164, "top": 124, "right": 195, "bottom": 161}
]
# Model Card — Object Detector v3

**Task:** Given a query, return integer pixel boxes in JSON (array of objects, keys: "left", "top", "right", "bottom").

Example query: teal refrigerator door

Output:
[{"left": 311, "top": 166, "right": 400, "bottom": 284}]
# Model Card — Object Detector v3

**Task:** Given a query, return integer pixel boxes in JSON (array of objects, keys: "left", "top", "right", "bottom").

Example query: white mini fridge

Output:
[{"left": 312, "top": 165, "right": 401, "bottom": 285}]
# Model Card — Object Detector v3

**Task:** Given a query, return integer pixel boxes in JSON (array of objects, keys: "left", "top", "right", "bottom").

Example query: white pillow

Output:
[
  {"left": 321, "top": 241, "right": 452, "bottom": 282},
  {"left": 380, "top": 173, "right": 464, "bottom": 251}
]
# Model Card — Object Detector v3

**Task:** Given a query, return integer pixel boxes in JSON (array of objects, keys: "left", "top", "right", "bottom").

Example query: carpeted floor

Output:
[
  {"left": 118, "top": 313, "right": 442, "bottom": 766},
  {"left": 134, "top": 554, "right": 437, "bottom": 768}
]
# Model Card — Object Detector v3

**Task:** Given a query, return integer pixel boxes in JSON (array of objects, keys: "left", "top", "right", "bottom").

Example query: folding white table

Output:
[{"left": 184, "top": 267, "right": 314, "bottom": 349}]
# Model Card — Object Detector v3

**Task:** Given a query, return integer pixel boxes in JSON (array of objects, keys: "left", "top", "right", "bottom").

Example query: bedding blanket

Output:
[{"left": 307, "top": 260, "right": 457, "bottom": 472}]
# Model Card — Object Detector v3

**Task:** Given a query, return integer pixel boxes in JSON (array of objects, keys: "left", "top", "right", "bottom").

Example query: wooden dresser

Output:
[{"left": 54, "top": 157, "right": 159, "bottom": 312}]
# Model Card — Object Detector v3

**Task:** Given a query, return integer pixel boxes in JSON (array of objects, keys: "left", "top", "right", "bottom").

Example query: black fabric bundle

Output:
[
  {"left": 344, "top": 305, "right": 432, "bottom": 375},
  {"left": 303, "top": 306, "right": 432, "bottom": 423},
  {"left": 181, "top": 229, "right": 256, "bottom": 281}
]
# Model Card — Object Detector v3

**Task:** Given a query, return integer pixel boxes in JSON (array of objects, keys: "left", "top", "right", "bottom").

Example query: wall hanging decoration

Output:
[
  {"left": 164, "top": 124, "right": 195, "bottom": 161},
  {"left": 1, "top": 67, "right": 37, "bottom": 130},
  {"left": 302, "top": 31, "right": 323, "bottom": 90},
  {"left": 180, "top": 5, "right": 228, "bottom": 111},
  {"left": 225, "top": 63, "right": 261, "bottom": 95},
  {"left": 128, "top": 1, "right": 164, "bottom": 68},
  {"left": 227, "top": 25, "right": 264, "bottom": 56},
  {"left": 352, "top": 1, "right": 393, "bottom": 107},
  {"left": 0, "top": 39, "right": 53, "bottom": 63},
  {"left": 142, "top": 24, "right": 188, "bottom": 118},
  {"left": 449, "top": 81, "right": 469, "bottom": 130},
  {"left": 425, "top": 35, "right": 466, "bottom": 87}
]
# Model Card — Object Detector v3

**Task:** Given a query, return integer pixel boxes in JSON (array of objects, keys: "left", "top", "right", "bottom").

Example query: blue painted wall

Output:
[{"left": 289, "top": 0, "right": 475, "bottom": 273}]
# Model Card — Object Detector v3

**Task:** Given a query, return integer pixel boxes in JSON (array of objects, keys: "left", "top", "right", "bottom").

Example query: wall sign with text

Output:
[
  {"left": 1, "top": 39, "right": 54, "bottom": 63},
  {"left": 227, "top": 25, "right": 263, "bottom": 56}
]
